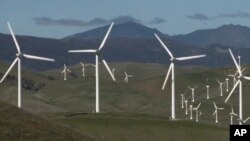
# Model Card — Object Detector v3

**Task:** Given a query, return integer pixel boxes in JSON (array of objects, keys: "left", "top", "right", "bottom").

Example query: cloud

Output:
[
  {"left": 187, "top": 13, "right": 210, "bottom": 20},
  {"left": 150, "top": 17, "right": 166, "bottom": 24},
  {"left": 219, "top": 11, "right": 250, "bottom": 18},
  {"left": 33, "top": 17, "right": 109, "bottom": 27},
  {"left": 33, "top": 16, "right": 143, "bottom": 27},
  {"left": 110, "top": 15, "right": 141, "bottom": 24}
]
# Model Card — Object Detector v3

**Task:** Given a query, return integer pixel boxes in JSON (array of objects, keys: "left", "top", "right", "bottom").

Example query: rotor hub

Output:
[
  {"left": 170, "top": 58, "right": 175, "bottom": 62},
  {"left": 16, "top": 53, "right": 22, "bottom": 58}
]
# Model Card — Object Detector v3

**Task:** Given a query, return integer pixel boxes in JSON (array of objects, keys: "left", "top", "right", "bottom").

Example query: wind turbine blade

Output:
[
  {"left": 244, "top": 76, "right": 250, "bottom": 80},
  {"left": 197, "top": 102, "right": 201, "bottom": 109},
  {"left": 67, "top": 69, "right": 71, "bottom": 72},
  {"left": 162, "top": 64, "right": 173, "bottom": 90},
  {"left": 244, "top": 116, "right": 250, "bottom": 123},
  {"left": 242, "top": 67, "right": 246, "bottom": 73},
  {"left": 176, "top": 55, "right": 206, "bottom": 61},
  {"left": 102, "top": 59, "right": 116, "bottom": 81},
  {"left": 99, "top": 22, "right": 114, "bottom": 50},
  {"left": 7, "top": 22, "right": 21, "bottom": 53},
  {"left": 213, "top": 111, "right": 216, "bottom": 116},
  {"left": 154, "top": 33, "right": 174, "bottom": 58},
  {"left": 80, "top": 62, "right": 84, "bottom": 67},
  {"left": 0, "top": 58, "right": 18, "bottom": 83},
  {"left": 213, "top": 102, "right": 217, "bottom": 109},
  {"left": 229, "top": 49, "right": 242, "bottom": 76},
  {"left": 68, "top": 50, "right": 97, "bottom": 53},
  {"left": 23, "top": 54, "right": 55, "bottom": 62},
  {"left": 218, "top": 108, "right": 224, "bottom": 110},
  {"left": 225, "top": 80, "right": 240, "bottom": 103}
]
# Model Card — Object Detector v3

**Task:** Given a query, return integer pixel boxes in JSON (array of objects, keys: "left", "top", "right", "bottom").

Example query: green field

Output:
[{"left": 1, "top": 61, "right": 250, "bottom": 140}]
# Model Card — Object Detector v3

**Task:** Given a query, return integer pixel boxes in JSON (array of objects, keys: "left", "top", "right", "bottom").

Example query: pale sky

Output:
[{"left": 1, "top": 0, "right": 250, "bottom": 38}]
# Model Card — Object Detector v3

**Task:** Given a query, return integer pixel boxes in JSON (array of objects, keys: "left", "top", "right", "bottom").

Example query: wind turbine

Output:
[
  {"left": 228, "top": 68, "right": 246, "bottom": 85},
  {"left": 124, "top": 71, "right": 133, "bottom": 83},
  {"left": 184, "top": 100, "right": 188, "bottom": 115},
  {"left": 188, "top": 86, "right": 198, "bottom": 102},
  {"left": 193, "top": 102, "right": 202, "bottom": 122},
  {"left": 80, "top": 62, "right": 86, "bottom": 77},
  {"left": 189, "top": 104, "right": 193, "bottom": 120},
  {"left": 230, "top": 106, "right": 238, "bottom": 125},
  {"left": 180, "top": 94, "right": 185, "bottom": 109},
  {"left": 61, "top": 64, "right": 71, "bottom": 80},
  {"left": 206, "top": 85, "right": 210, "bottom": 99},
  {"left": 224, "top": 49, "right": 250, "bottom": 125},
  {"left": 0, "top": 22, "right": 55, "bottom": 108},
  {"left": 155, "top": 33, "right": 206, "bottom": 120},
  {"left": 213, "top": 102, "right": 224, "bottom": 123},
  {"left": 238, "top": 116, "right": 250, "bottom": 124},
  {"left": 225, "top": 78, "right": 229, "bottom": 92},
  {"left": 217, "top": 80, "right": 224, "bottom": 96},
  {"left": 68, "top": 22, "right": 115, "bottom": 113},
  {"left": 228, "top": 72, "right": 237, "bottom": 85}
]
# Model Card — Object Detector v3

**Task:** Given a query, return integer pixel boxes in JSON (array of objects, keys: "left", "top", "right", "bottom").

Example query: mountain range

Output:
[{"left": 1, "top": 21, "right": 250, "bottom": 71}]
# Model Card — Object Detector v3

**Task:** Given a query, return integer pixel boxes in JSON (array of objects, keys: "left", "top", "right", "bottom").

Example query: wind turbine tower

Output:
[
  {"left": 68, "top": 22, "right": 116, "bottom": 113},
  {"left": 0, "top": 22, "right": 55, "bottom": 108},
  {"left": 225, "top": 49, "right": 250, "bottom": 125},
  {"left": 61, "top": 64, "right": 71, "bottom": 80},
  {"left": 213, "top": 102, "right": 224, "bottom": 123},
  {"left": 155, "top": 33, "right": 206, "bottom": 120}
]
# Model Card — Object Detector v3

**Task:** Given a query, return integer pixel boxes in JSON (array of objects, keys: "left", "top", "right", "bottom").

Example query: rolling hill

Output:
[
  {"left": 172, "top": 24, "right": 250, "bottom": 49},
  {"left": 1, "top": 60, "right": 250, "bottom": 140},
  {"left": 64, "top": 21, "right": 167, "bottom": 40},
  {"left": 0, "top": 101, "right": 94, "bottom": 141},
  {"left": 2, "top": 22, "right": 250, "bottom": 71}
]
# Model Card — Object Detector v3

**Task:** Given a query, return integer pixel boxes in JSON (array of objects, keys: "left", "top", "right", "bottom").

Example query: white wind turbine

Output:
[
  {"left": 180, "top": 94, "right": 185, "bottom": 109},
  {"left": 68, "top": 22, "right": 115, "bottom": 113},
  {"left": 61, "top": 64, "right": 71, "bottom": 81},
  {"left": 179, "top": 89, "right": 188, "bottom": 109},
  {"left": 155, "top": 33, "right": 206, "bottom": 119},
  {"left": 217, "top": 80, "right": 224, "bottom": 96},
  {"left": 193, "top": 102, "right": 202, "bottom": 122},
  {"left": 124, "top": 71, "right": 133, "bottom": 83},
  {"left": 228, "top": 72, "right": 237, "bottom": 85},
  {"left": 206, "top": 85, "right": 210, "bottom": 99},
  {"left": 238, "top": 116, "right": 250, "bottom": 124},
  {"left": 225, "top": 78, "right": 229, "bottom": 92},
  {"left": 188, "top": 86, "right": 198, "bottom": 102},
  {"left": 228, "top": 67, "right": 246, "bottom": 85},
  {"left": 230, "top": 106, "right": 238, "bottom": 125},
  {"left": 213, "top": 102, "right": 224, "bottom": 123},
  {"left": 224, "top": 49, "right": 250, "bottom": 125},
  {"left": 80, "top": 62, "right": 86, "bottom": 77},
  {"left": 184, "top": 100, "right": 188, "bottom": 115},
  {"left": 0, "top": 22, "right": 55, "bottom": 108},
  {"left": 189, "top": 104, "right": 193, "bottom": 120}
]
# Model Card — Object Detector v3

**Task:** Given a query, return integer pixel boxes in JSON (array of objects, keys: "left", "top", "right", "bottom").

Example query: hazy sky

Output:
[{"left": 1, "top": 0, "right": 250, "bottom": 38}]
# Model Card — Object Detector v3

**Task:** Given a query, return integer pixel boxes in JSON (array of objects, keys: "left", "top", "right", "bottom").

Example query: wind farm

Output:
[{"left": 2, "top": 1, "right": 250, "bottom": 141}]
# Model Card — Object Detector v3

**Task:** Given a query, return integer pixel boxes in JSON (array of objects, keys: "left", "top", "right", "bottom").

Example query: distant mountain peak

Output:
[
  {"left": 63, "top": 21, "right": 168, "bottom": 40},
  {"left": 172, "top": 24, "right": 250, "bottom": 49}
]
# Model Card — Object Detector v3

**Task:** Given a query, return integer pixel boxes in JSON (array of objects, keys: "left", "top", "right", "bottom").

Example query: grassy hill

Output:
[
  {"left": 1, "top": 61, "right": 250, "bottom": 124},
  {"left": 0, "top": 101, "right": 94, "bottom": 141},
  {"left": 1, "top": 61, "right": 250, "bottom": 140},
  {"left": 49, "top": 113, "right": 228, "bottom": 141}
]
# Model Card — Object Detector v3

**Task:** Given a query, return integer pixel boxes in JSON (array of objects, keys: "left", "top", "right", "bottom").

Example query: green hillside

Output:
[
  {"left": 50, "top": 113, "right": 228, "bottom": 141},
  {"left": 0, "top": 102, "right": 94, "bottom": 141},
  {"left": 1, "top": 61, "right": 250, "bottom": 140}
]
